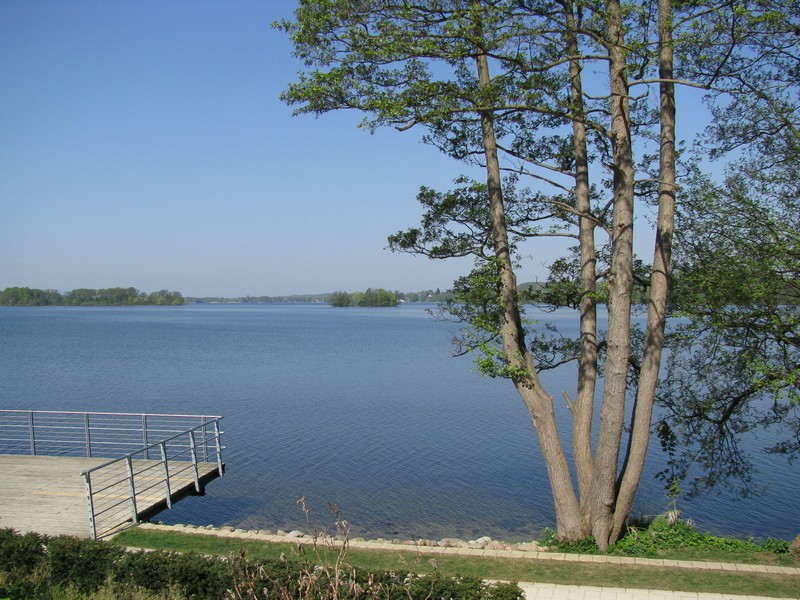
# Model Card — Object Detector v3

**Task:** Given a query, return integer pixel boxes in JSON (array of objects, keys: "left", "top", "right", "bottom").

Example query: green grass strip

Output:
[{"left": 112, "top": 529, "right": 800, "bottom": 599}]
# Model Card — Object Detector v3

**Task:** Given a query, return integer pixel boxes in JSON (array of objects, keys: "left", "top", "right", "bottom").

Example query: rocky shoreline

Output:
[{"left": 152, "top": 522, "right": 547, "bottom": 553}]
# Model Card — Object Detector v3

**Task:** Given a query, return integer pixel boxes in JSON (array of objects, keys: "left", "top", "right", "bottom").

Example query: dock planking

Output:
[{"left": 0, "top": 454, "right": 221, "bottom": 538}]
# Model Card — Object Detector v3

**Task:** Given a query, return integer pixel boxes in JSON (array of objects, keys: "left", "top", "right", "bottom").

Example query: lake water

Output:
[{"left": 1, "top": 304, "right": 797, "bottom": 541}]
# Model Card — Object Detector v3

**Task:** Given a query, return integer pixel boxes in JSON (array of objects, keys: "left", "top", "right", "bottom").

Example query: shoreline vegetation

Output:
[
  {"left": 127, "top": 515, "right": 800, "bottom": 567},
  {"left": 2, "top": 514, "right": 798, "bottom": 599},
  {"left": 2, "top": 282, "right": 652, "bottom": 308},
  {"left": 0, "top": 287, "right": 185, "bottom": 307},
  {"left": 0, "top": 286, "right": 458, "bottom": 307},
  {"left": 106, "top": 518, "right": 800, "bottom": 598}
]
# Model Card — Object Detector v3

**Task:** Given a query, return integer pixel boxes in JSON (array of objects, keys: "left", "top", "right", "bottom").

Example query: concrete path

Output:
[
  {"left": 517, "top": 581, "right": 789, "bottom": 600},
  {"left": 133, "top": 524, "right": 800, "bottom": 600}
]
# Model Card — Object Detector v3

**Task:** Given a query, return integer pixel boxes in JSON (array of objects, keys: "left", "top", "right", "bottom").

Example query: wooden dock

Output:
[{"left": 0, "top": 454, "right": 222, "bottom": 538}]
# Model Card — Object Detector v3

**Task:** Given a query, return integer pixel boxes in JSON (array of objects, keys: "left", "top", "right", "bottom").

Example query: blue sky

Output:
[
  {"left": 0, "top": 1, "right": 501, "bottom": 297},
  {"left": 1, "top": 1, "right": 699, "bottom": 298}
]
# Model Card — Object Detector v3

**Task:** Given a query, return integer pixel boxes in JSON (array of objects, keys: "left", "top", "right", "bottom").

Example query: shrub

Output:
[
  {"left": 0, "top": 529, "right": 523, "bottom": 599},
  {"left": 485, "top": 581, "right": 526, "bottom": 600},
  {"left": 760, "top": 538, "right": 790, "bottom": 554},
  {"left": 548, "top": 536, "right": 600, "bottom": 555},
  {"left": 160, "top": 551, "right": 229, "bottom": 598},
  {"left": 113, "top": 550, "right": 229, "bottom": 598},
  {"left": 47, "top": 535, "right": 124, "bottom": 593},
  {"left": 112, "top": 550, "right": 175, "bottom": 593},
  {"left": 607, "top": 516, "right": 788, "bottom": 557},
  {"left": 0, "top": 528, "right": 48, "bottom": 572},
  {"left": 409, "top": 574, "right": 485, "bottom": 600}
]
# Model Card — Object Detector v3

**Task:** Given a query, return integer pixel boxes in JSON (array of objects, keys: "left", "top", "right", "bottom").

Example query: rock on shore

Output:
[{"left": 158, "top": 523, "right": 544, "bottom": 552}]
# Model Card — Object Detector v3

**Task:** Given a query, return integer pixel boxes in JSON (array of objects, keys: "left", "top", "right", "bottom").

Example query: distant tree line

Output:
[
  {"left": 397, "top": 288, "right": 452, "bottom": 303},
  {"left": 189, "top": 289, "right": 454, "bottom": 305},
  {"left": 0, "top": 287, "right": 185, "bottom": 306},
  {"left": 328, "top": 288, "right": 399, "bottom": 307},
  {"left": 187, "top": 294, "right": 329, "bottom": 304}
]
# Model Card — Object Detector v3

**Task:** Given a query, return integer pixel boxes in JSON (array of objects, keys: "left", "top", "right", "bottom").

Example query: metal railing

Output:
[
  {"left": 0, "top": 410, "right": 224, "bottom": 538},
  {"left": 82, "top": 420, "right": 223, "bottom": 539},
  {"left": 0, "top": 410, "right": 221, "bottom": 459}
]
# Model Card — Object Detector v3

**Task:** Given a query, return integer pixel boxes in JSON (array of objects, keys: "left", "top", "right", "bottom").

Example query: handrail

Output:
[
  {"left": 79, "top": 421, "right": 222, "bottom": 473},
  {"left": 0, "top": 409, "right": 223, "bottom": 459},
  {"left": 1, "top": 409, "right": 221, "bottom": 418},
  {"left": 81, "top": 418, "right": 224, "bottom": 539},
  {"left": 0, "top": 410, "right": 224, "bottom": 539}
]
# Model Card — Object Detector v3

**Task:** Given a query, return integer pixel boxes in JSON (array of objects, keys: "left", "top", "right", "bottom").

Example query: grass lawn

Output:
[{"left": 112, "top": 528, "right": 800, "bottom": 599}]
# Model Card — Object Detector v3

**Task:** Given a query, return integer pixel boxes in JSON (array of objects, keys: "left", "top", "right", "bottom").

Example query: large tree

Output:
[{"left": 279, "top": 0, "right": 680, "bottom": 547}]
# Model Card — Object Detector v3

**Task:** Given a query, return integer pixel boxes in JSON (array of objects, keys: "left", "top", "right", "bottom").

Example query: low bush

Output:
[
  {"left": 761, "top": 537, "right": 791, "bottom": 555},
  {"left": 112, "top": 550, "right": 230, "bottom": 598},
  {"left": 47, "top": 535, "right": 126, "bottom": 593},
  {"left": 539, "top": 516, "right": 794, "bottom": 559},
  {"left": 608, "top": 517, "right": 794, "bottom": 558},
  {"left": 0, "top": 529, "right": 523, "bottom": 599},
  {"left": 0, "top": 527, "right": 48, "bottom": 572}
]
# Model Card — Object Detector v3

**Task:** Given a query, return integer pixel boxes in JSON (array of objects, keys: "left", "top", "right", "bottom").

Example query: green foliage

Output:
[
  {"left": 485, "top": 581, "right": 526, "bottom": 600},
  {"left": 0, "top": 287, "right": 61, "bottom": 306},
  {"left": 406, "top": 574, "right": 484, "bottom": 600},
  {"left": 327, "top": 288, "right": 399, "bottom": 307},
  {"left": 542, "top": 517, "right": 793, "bottom": 560},
  {"left": 63, "top": 288, "right": 185, "bottom": 306},
  {"left": 0, "top": 287, "right": 185, "bottom": 306},
  {"left": 659, "top": 161, "right": 800, "bottom": 495},
  {"left": 0, "top": 529, "right": 522, "bottom": 600},
  {"left": 538, "top": 525, "right": 602, "bottom": 554},
  {"left": 46, "top": 535, "right": 125, "bottom": 593},
  {"left": 548, "top": 537, "right": 601, "bottom": 555},
  {"left": 0, "top": 528, "right": 47, "bottom": 572},
  {"left": 760, "top": 538, "right": 791, "bottom": 555},
  {"left": 609, "top": 518, "right": 762, "bottom": 557},
  {"left": 112, "top": 550, "right": 230, "bottom": 598}
]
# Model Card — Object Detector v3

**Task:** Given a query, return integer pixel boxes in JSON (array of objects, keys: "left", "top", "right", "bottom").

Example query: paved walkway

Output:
[
  {"left": 516, "top": 582, "right": 790, "bottom": 600},
  {"left": 134, "top": 524, "right": 799, "bottom": 600}
]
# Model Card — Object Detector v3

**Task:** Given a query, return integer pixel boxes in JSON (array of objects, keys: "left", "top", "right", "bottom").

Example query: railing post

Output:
[
  {"left": 28, "top": 411, "right": 36, "bottom": 456},
  {"left": 201, "top": 416, "right": 209, "bottom": 461},
  {"left": 125, "top": 455, "right": 139, "bottom": 523},
  {"left": 142, "top": 414, "right": 149, "bottom": 459},
  {"left": 159, "top": 441, "right": 172, "bottom": 508},
  {"left": 83, "top": 471, "right": 98, "bottom": 540},
  {"left": 188, "top": 430, "right": 201, "bottom": 492},
  {"left": 213, "top": 419, "right": 223, "bottom": 476},
  {"left": 84, "top": 413, "right": 92, "bottom": 457}
]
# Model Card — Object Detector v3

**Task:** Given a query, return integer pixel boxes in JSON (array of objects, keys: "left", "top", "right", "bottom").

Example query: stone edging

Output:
[{"left": 134, "top": 523, "right": 800, "bottom": 577}]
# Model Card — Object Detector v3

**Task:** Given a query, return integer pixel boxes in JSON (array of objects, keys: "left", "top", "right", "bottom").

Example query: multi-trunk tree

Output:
[{"left": 278, "top": 0, "right": 794, "bottom": 547}]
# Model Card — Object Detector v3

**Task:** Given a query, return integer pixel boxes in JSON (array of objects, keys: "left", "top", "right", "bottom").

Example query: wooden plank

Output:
[{"left": 0, "top": 454, "right": 222, "bottom": 538}]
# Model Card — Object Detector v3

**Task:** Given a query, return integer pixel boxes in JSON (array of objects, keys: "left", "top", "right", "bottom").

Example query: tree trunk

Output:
[
  {"left": 612, "top": 0, "right": 676, "bottom": 540},
  {"left": 474, "top": 35, "right": 586, "bottom": 539},
  {"left": 565, "top": 0, "right": 598, "bottom": 523},
  {"left": 590, "top": 0, "right": 635, "bottom": 549}
]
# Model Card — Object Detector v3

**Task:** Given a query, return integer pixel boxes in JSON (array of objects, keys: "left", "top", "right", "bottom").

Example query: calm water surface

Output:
[{"left": 0, "top": 304, "right": 796, "bottom": 541}]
